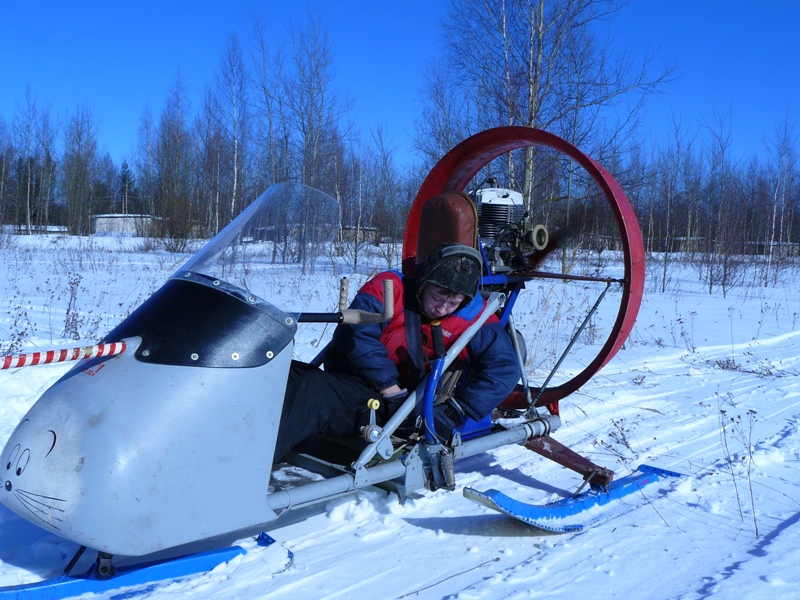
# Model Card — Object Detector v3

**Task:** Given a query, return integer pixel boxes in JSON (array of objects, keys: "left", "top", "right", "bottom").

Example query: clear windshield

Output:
[{"left": 174, "top": 182, "right": 341, "bottom": 314}]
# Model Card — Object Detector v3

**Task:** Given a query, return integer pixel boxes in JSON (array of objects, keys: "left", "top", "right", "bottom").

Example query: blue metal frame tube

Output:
[{"left": 352, "top": 293, "right": 505, "bottom": 467}]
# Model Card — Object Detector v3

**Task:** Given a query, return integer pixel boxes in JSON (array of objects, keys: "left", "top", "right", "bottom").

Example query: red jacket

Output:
[{"left": 323, "top": 271, "right": 518, "bottom": 422}]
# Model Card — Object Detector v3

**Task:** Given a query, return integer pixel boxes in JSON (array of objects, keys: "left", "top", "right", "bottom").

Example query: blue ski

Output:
[
  {"left": 464, "top": 464, "right": 685, "bottom": 533},
  {"left": 0, "top": 545, "right": 246, "bottom": 600}
]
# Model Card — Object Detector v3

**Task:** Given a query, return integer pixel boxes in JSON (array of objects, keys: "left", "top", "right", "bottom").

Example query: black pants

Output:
[{"left": 273, "top": 361, "right": 381, "bottom": 464}]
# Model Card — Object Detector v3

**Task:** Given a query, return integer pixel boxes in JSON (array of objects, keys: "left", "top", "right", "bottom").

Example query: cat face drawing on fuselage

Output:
[{"left": 1, "top": 419, "right": 68, "bottom": 531}]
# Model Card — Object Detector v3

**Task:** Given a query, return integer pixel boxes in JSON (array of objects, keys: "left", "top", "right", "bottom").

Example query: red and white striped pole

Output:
[{"left": 1, "top": 341, "right": 127, "bottom": 370}]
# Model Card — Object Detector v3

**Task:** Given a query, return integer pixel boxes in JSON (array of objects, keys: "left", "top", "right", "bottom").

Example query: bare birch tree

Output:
[
  {"left": 764, "top": 111, "right": 797, "bottom": 286},
  {"left": 0, "top": 118, "right": 12, "bottom": 227},
  {"left": 35, "top": 106, "right": 57, "bottom": 231},
  {"left": 195, "top": 88, "right": 225, "bottom": 235},
  {"left": 365, "top": 126, "right": 409, "bottom": 268},
  {"left": 154, "top": 76, "right": 195, "bottom": 249},
  {"left": 215, "top": 34, "right": 250, "bottom": 224},
  {"left": 251, "top": 18, "right": 292, "bottom": 191},
  {"left": 420, "top": 0, "right": 668, "bottom": 201},
  {"left": 652, "top": 120, "right": 699, "bottom": 291},
  {"left": 285, "top": 14, "right": 352, "bottom": 191},
  {"left": 700, "top": 110, "right": 747, "bottom": 297},
  {"left": 413, "top": 63, "right": 474, "bottom": 167},
  {"left": 12, "top": 88, "right": 38, "bottom": 234},
  {"left": 62, "top": 103, "right": 99, "bottom": 235},
  {"left": 135, "top": 106, "right": 158, "bottom": 220}
]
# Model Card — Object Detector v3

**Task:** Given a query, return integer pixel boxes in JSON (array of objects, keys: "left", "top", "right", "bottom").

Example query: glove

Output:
[{"left": 380, "top": 388, "right": 409, "bottom": 419}]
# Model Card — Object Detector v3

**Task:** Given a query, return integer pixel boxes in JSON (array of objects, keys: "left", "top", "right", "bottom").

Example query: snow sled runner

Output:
[
  {"left": 464, "top": 464, "right": 686, "bottom": 533},
  {"left": 0, "top": 546, "right": 246, "bottom": 600},
  {"left": 1, "top": 127, "right": 650, "bottom": 597},
  {"left": 0, "top": 534, "right": 292, "bottom": 600}
]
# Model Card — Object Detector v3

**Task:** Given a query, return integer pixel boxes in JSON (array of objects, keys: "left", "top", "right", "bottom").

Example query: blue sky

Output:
[
  {"left": 605, "top": 1, "right": 800, "bottom": 162},
  {"left": 1, "top": 1, "right": 798, "bottom": 168}
]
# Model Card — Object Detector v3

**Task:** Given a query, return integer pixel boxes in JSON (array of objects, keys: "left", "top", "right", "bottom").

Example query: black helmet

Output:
[{"left": 416, "top": 243, "right": 483, "bottom": 302}]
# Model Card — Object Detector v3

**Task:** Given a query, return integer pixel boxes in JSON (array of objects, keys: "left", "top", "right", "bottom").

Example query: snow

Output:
[{"left": 2, "top": 234, "right": 800, "bottom": 599}]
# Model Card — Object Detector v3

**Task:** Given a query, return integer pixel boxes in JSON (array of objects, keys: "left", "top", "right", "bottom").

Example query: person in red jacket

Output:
[{"left": 273, "top": 243, "right": 519, "bottom": 464}]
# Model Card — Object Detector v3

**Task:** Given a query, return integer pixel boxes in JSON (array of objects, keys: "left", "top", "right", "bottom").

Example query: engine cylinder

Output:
[{"left": 474, "top": 188, "right": 525, "bottom": 244}]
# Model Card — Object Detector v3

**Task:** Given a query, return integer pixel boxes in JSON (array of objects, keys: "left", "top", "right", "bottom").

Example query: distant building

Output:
[
  {"left": 91, "top": 214, "right": 154, "bottom": 236},
  {"left": 670, "top": 236, "right": 707, "bottom": 253},
  {"left": 743, "top": 240, "right": 800, "bottom": 257},
  {"left": 340, "top": 225, "right": 382, "bottom": 245},
  {"left": 3, "top": 224, "right": 67, "bottom": 235}
]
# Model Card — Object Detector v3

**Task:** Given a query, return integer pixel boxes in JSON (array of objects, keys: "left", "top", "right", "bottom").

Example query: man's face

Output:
[{"left": 420, "top": 285, "right": 465, "bottom": 319}]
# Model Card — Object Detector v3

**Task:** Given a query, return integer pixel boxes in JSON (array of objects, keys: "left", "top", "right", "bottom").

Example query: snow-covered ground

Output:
[{"left": 1, "top": 233, "right": 799, "bottom": 599}]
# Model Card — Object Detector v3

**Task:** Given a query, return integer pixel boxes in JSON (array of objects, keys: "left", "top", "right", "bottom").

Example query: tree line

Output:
[
  {"left": 0, "top": 15, "right": 412, "bottom": 255},
  {"left": 0, "top": 0, "right": 797, "bottom": 289}
]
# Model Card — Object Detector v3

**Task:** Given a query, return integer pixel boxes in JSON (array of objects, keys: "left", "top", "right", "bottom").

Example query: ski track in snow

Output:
[{"left": 1, "top": 236, "right": 800, "bottom": 599}]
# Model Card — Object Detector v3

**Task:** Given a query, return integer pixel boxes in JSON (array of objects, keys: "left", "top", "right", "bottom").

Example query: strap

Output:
[{"left": 403, "top": 281, "right": 425, "bottom": 391}]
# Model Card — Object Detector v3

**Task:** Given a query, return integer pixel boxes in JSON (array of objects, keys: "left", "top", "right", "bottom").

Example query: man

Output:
[{"left": 273, "top": 243, "right": 519, "bottom": 463}]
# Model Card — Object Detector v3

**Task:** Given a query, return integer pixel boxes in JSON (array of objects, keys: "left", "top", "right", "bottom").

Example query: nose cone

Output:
[
  {"left": 1, "top": 416, "right": 74, "bottom": 534},
  {"left": 2, "top": 318, "right": 294, "bottom": 556}
]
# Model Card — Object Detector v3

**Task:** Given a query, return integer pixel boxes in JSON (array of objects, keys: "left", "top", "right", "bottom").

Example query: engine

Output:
[{"left": 473, "top": 187, "right": 548, "bottom": 272}]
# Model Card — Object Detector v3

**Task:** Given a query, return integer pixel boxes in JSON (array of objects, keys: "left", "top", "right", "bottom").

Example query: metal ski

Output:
[
  {"left": 463, "top": 464, "right": 685, "bottom": 533},
  {"left": 0, "top": 545, "right": 244, "bottom": 600},
  {"left": 0, "top": 533, "right": 292, "bottom": 600}
]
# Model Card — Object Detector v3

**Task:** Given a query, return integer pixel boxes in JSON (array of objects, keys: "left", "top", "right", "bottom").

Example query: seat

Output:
[{"left": 415, "top": 191, "right": 479, "bottom": 264}]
